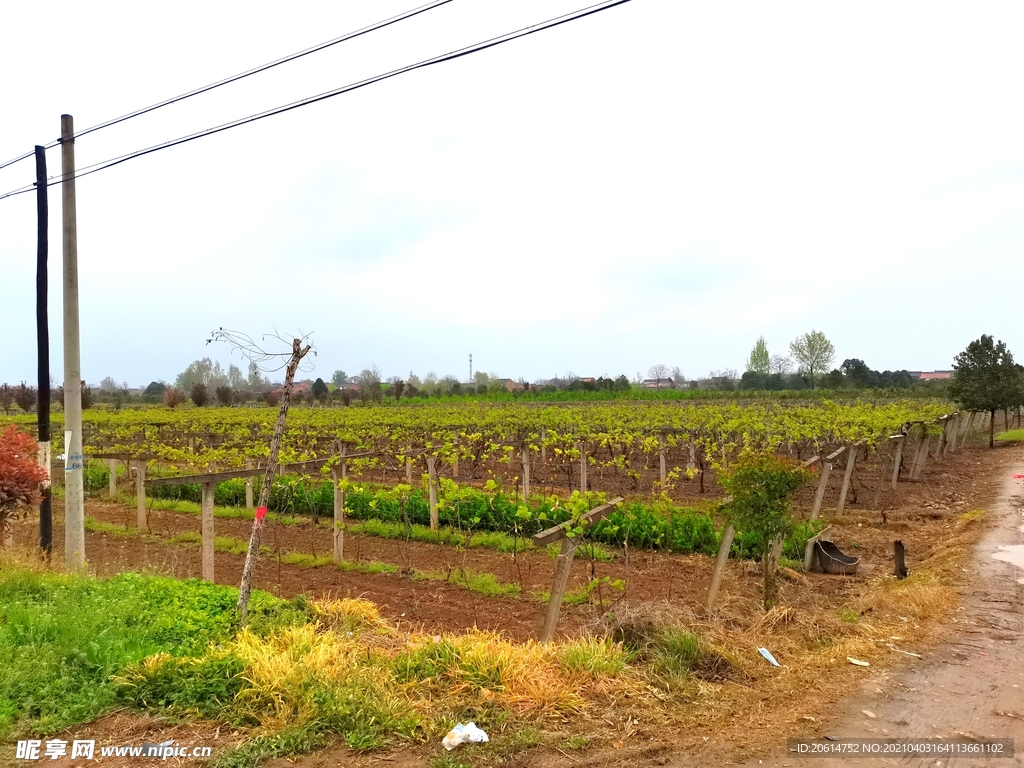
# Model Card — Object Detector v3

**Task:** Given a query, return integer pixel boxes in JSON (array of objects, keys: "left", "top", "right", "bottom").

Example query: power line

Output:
[
  {"left": 0, "top": 0, "right": 454, "bottom": 173},
  {"left": 0, "top": 0, "right": 631, "bottom": 203}
]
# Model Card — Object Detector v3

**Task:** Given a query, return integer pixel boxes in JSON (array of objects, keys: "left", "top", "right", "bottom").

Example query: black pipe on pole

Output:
[{"left": 35, "top": 145, "right": 51, "bottom": 558}]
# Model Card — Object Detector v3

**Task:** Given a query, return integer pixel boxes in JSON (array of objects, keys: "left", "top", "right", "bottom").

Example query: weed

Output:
[
  {"left": 558, "top": 637, "right": 630, "bottom": 677},
  {"left": 83, "top": 517, "right": 136, "bottom": 537},
  {"left": 280, "top": 553, "right": 333, "bottom": 567},
  {"left": 563, "top": 734, "right": 589, "bottom": 750}
]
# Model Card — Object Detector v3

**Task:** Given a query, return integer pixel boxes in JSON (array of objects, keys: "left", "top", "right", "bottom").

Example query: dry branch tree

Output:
[{"left": 207, "top": 328, "right": 315, "bottom": 621}]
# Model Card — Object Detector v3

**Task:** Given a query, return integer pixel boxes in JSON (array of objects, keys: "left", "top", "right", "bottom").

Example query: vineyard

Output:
[
  {"left": 6, "top": 397, "right": 954, "bottom": 481},
  {"left": 2, "top": 395, "right": 999, "bottom": 765}
]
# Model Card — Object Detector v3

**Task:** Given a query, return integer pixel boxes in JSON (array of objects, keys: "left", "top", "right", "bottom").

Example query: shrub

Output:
[
  {"left": 720, "top": 451, "right": 810, "bottom": 608},
  {"left": 0, "top": 425, "right": 48, "bottom": 544},
  {"left": 14, "top": 383, "right": 37, "bottom": 413},
  {"left": 215, "top": 386, "right": 235, "bottom": 407},
  {"left": 162, "top": 386, "right": 185, "bottom": 408},
  {"left": 190, "top": 383, "right": 209, "bottom": 407}
]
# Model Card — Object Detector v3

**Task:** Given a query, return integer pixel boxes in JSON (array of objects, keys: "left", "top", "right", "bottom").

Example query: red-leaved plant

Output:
[{"left": 0, "top": 424, "right": 48, "bottom": 545}]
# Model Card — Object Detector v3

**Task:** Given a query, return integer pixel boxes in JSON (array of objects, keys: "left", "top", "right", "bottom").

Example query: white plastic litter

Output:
[
  {"left": 442, "top": 722, "right": 489, "bottom": 751},
  {"left": 757, "top": 647, "right": 780, "bottom": 667}
]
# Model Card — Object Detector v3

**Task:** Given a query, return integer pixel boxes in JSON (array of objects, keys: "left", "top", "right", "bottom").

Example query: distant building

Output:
[
  {"left": 919, "top": 371, "right": 952, "bottom": 381},
  {"left": 642, "top": 378, "right": 676, "bottom": 390},
  {"left": 271, "top": 381, "right": 313, "bottom": 397},
  {"left": 493, "top": 378, "right": 525, "bottom": 392}
]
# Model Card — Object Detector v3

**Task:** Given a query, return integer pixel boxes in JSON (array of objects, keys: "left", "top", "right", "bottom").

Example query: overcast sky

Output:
[{"left": 1, "top": 1, "right": 1022, "bottom": 388}]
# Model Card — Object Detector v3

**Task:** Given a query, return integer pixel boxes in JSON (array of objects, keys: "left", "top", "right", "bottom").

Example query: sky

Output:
[{"left": 1, "top": 1, "right": 1022, "bottom": 388}]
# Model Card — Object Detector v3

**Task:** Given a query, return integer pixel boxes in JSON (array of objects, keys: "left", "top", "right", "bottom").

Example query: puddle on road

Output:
[{"left": 992, "top": 545, "right": 1024, "bottom": 585}]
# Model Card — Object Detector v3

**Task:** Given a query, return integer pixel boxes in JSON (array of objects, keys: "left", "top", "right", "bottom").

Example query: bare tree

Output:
[
  {"left": 769, "top": 354, "right": 793, "bottom": 375},
  {"left": 647, "top": 364, "right": 670, "bottom": 388},
  {"left": 206, "top": 328, "right": 315, "bottom": 622}
]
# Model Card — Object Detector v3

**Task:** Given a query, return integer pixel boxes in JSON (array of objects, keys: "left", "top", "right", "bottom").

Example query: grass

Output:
[
  {"left": 995, "top": 428, "right": 1024, "bottom": 443},
  {"left": 958, "top": 509, "right": 985, "bottom": 524},
  {"left": 84, "top": 516, "right": 137, "bottom": 537},
  {"left": 117, "top": 494, "right": 305, "bottom": 525},
  {"left": 280, "top": 553, "right": 334, "bottom": 567},
  {"left": 534, "top": 581, "right": 603, "bottom": 606},
  {"left": 546, "top": 541, "right": 616, "bottom": 562},
  {"left": 0, "top": 563, "right": 304, "bottom": 741},
  {"left": 348, "top": 518, "right": 532, "bottom": 554},
  {"left": 416, "top": 568, "right": 521, "bottom": 598}
]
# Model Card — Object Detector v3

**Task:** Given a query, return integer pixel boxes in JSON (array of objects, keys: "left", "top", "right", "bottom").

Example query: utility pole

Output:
[
  {"left": 61, "top": 115, "right": 85, "bottom": 569},
  {"left": 35, "top": 145, "right": 52, "bottom": 558},
  {"left": 468, "top": 353, "right": 473, "bottom": 382}
]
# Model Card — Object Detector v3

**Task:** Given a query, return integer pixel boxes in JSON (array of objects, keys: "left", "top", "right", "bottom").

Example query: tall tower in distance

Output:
[{"left": 469, "top": 353, "right": 473, "bottom": 382}]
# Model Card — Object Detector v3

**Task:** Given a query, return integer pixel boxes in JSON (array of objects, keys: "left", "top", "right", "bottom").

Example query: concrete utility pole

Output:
[{"left": 61, "top": 114, "right": 85, "bottom": 569}]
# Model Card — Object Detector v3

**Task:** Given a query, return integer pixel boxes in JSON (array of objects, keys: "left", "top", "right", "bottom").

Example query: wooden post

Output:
[
  {"left": 914, "top": 432, "right": 932, "bottom": 480},
  {"left": 579, "top": 441, "right": 587, "bottom": 493},
  {"left": 533, "top": 497, "right": 623, "bottom": 640},
  {"left": 890, "top": 435, "right": 905, "bottom": 489},
  {"left": 871, "top": 444, "right": 891, "bottom": 509},
  {"left": 521, "top": 442, "right": 531, "bottom": 503},
  {"left": 836, "top": 444, "right": 858, "bottom": 516},
  {"left": 134, "top": 460, "right": 147, "bottom": 531},
  {"left": 908, "top": 426, "right": 927, "bottom": 478},
  {"left": 245, "top": 459, "right": 253, "bottom": 509},
  {"left": 540, "top": 427, "right": 547, "bottom": 463},
  {"left": 959, "top": 412, "right": 974, "bottom": 449},
  {"left": 706, "top": 525, "right": 735, "bottom": 612},
  {"left": 427, "top": 456, "right": 438, "bottom": 530},
  {"left": 451, "top": 431, "right": 459, "bottom": 479},
  {"left": 658, "top": 433, "right": 667, "bottom": 491},
  {"left": 687, "top": 443, "right": 696, "bottom": 475},
  {"left": 201, "top": 481, "right": 215, "bottom": 582},
  {"left": 945, "top": 415, "right": 959, "bottom": 455},
  {"left": 894, "top": 540, "right": 908, "bottom": 579},
  {"left": 540, "top": 537, "right": 576, "bottom": 642},
  {"left": 810, "top": 448, "right": 843, "bottom": 521},
  {"left": 332, "top": 465, "right": 344, "bottom": 565},
  {"left": 107, "top": 459, "right": 117, "bottom": 498},
  {"left": 405, "top": 443, "right": 413, "bottom": 485},
  {"left": 933, "top": 419, "right": 948, "bottom": 461}
]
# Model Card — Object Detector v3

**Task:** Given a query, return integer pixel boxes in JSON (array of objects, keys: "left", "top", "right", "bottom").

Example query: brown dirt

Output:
[{"left": 4, "top": 443, "right": 1015, "bottom": 767}]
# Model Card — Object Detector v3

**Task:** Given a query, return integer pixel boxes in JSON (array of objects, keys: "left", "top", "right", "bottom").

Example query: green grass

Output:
[
  {"left": 559, "top": 639, "right": 631, "bottom": 676},
  {"left": 169, "top": 531, "right": 201, "bottom": 544},
  {"left": 545, "top": 541, "right": 616, "bottom": 562},
  {"left": 533, "top": 584, "right": 592, "bottom": 606},
  {"left": 416, "top": 568, "right": 521, "bottom": 598},
  {"left": 653, "top": 628, "right": 705, "bottom": 678},
  {"left": 117, "top": 494, "right": 305, "bottom": 525},
  {"left": 348, "top": 518, "right": 530, "bottom": 554},
  {"left": 280, "top": 553, "right": 334, "bottom": 567},
  {"left": 562, "top": 735, "right": 590, "bottom": 750},
  {"left": 84, "top": 516, "right": 137, "bottom": 537},
  {"left": 995, "top": 428, "right": 1024, "bottom": 443},
  {"left": 0, "top": 569, "right": 302, "bottom": 740}
]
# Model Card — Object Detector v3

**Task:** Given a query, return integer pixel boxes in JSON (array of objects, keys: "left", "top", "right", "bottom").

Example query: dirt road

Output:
[{"left": 728, "top": 452, "right": 1024, "bottom": 768}]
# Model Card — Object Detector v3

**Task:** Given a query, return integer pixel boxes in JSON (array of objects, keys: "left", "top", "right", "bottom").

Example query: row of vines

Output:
[{"left": 4, "top": 400, "right": 953, "bottom": 491}]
